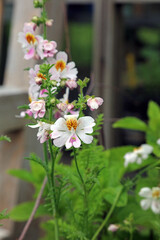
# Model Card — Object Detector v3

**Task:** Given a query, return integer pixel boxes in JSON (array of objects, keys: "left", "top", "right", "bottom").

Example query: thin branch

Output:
[{"left": 18, "top": 177, "right": 47, "bottom": 240}]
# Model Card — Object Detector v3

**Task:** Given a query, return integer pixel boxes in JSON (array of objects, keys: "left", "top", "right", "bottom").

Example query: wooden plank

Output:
[
  {"left": 100, "top": 0, "right": 122, "bottom": 148},
  {"left": 0, "top": 87, "right": 28, "bottom": 133},
  {"left": 46, "top": 0, "right": 64, "bottom": 48}
]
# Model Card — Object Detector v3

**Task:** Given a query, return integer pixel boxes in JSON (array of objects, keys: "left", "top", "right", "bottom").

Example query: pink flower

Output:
[
  {"left": 29, "top": 100, "right": 46, "bottom": 119},
  {"left": 66, "top": 79, "right": 77, "bottom": 90},
  {"left": 18, "top": 23, "right": 44, "bottom": 60},
  {"left": 39, "top": 40, "right": 57, "bottom": 58},
  {"left": 87, "top": 97, "right": 104, "bottom": 111},
  {"left": 57, "top": 103, "right": 68, "bottom": 112}
]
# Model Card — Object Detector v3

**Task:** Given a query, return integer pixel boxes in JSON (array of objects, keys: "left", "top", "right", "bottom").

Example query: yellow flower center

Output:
[
  {"left": 55, "top": 60, "right": 66, "bottom": 72},
  {"left": 28, "top": 96, "right": 32, "bottom": 103},
  {"left": 134, "top": 147, "right": 142, "bottom": 152},
  {"left": 26, "top": 33, "right": 36, "bottom": 44},
  {"left": 152, "top": 189, "right": 160, "bottom": 199},
  {"left": 66, "top": 118, "right": 78, "bottom": 131},
  {"left": 37, "top": 73, "right": 46, "bottom": 80}
]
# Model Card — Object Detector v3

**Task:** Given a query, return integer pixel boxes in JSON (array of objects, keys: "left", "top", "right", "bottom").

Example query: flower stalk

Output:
[{"left": 91, "top": 187, "right": 123, "bottom": 240}]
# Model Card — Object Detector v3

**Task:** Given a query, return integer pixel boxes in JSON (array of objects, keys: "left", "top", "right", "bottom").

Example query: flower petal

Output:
[
  {"left": 77, "top": 131, "right": 93, "bottom": 144},
  {"left": 53, "top": 132, "right": 70, "bottom": 147},
  {"left": 151, "top": 200, "right": 160, "bottom": 214},
  {"left": 140, "top": 199, "right": 151, "bottom": 210},
  {"left": 139, "top": 187, "right": 152, "bottom": 198}
]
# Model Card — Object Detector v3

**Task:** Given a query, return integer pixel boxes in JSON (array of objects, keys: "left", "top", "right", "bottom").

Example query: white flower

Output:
[
  {"left": 157, "top": 139, "right": 160, "bottom": 145},
  {"left": 49, "top": 51, "right": 78, "bottom": 83},
  {"left": 124, "top": 144, "right": 153, "bottom": 167},
  {"left": 139, "top": 187, "right": 160, "bottom": 214},
  {"left": 50, "top": 115, "right": 95, "bottom": 149},
  {"left": 29, "top": 121, "right": 51, "bottom": 143}
]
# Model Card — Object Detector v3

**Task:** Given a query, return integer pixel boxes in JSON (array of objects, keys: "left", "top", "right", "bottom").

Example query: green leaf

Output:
[
  {"left": 25, "top": 153, "right": 47, "bottom": 171},
  {"left": 0, "top": 135, "right": 11, "bottom": 142},
  {"left": 10, "top": 202, "right": 47, "bottom": 221},
  {"left": 113, "top": 117, "right": 147, "bottom": 132},
  {"left": 103, "top": 185, "right": 128, "bottom": 207},
  {"left": 147, "top": 101, "right": 160, "bottom": 121},
  {"left": 17, "top": 104, "right": 29, "bottom": 110},
  {"left": 8, "top": 169, "right": 35, "bottom": 183},
  {"left": 0, "top": 209, "right": 9, "bottom": 220}
]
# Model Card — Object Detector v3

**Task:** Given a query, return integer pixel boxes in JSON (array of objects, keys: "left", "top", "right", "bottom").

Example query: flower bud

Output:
[
  {"left": 60, "top": 80, "right": 66, "bottom": 87},
  {"left": 46, "top": 19, "right": 54, "bottom": 26},
  {"left": 50, "top": 97, "right": 56, "bottom": 104},
  {"left": 33, "top": 0, "right": 43, "bottom": 8},
  {"left": 35, "top": 76, "right": 42, "bottom": 85},
  {"left": 108, "top": 224, "right": 119, "bottom": 232},
  {"left": 51, "top": 80, "right": 58, "bottom": 87}
]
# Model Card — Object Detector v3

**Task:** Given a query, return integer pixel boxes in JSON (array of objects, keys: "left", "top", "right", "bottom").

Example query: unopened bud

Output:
[
  {"left": 60, "top": 80, "right": 66, "bottom": 87},
  {"left": 35, "top": 76, "right": 42, "bottom": 85},
  {"left": 51, "top": 80, "right": 57, "bottom": 87},
  {"left": 50, "top": 98, "right": 56, "bottom": 104}
]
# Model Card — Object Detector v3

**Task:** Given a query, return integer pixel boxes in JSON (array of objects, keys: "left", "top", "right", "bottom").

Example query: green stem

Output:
[
  {"left": 132, "top": 160, "right": 160, "bottom": 184},
  {"left": 91, "top": 187, "right": 123, "bottom": 240},
  {"left": 73, "top": 149, "right": 88, "bottom": 236},
  {"left": 129, "top": 230, "right": 133, "bottom": 240},
  {"left": 43, "top": 140, "right": 59, "bottom": 240},
  {"left": 42, "top": 0, "right": 47, "bottom": 39}
]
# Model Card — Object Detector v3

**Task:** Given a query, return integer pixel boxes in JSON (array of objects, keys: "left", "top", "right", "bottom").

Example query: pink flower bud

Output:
[
  {"left": 87, "top": 97, "right": 103, "bottom": 111},
  {"left": 66, "top": 79, "right": 77, "bottom": 90},
  {"left": 35, "top": 76, "right": 42, "bottom": 85},
  {"left": 57, "top": 103, "right": 68, "bottom": 112},
  {"left": 108, "top": 224, "right": 119, "bottom": 232},
  {"left": 46, "top": 19, "right": 54, "bottom": 27},
  {"left": 39, "top": 89, "right": 48, "bottom": 98}
]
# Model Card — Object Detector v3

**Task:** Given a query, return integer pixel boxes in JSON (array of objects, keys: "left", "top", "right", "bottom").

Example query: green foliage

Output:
[
  {"left": 0, "top": 209, "right": 9, "bottom": 226},
  {"left": 8, "top": 169, "right": 35, "bottom": 183},
  {"left": 103, "top": 185, "right": 128, "bottom": 207},
  {"left": 136, "top": 28, "right": 160, "bottom": 89},
  {"left": 113, "top": 117, "right": 147, "bottom": 132},
  {"left": 137, "top": 28, "right": 160, "bottom": 46},
  {"left": 93, "top": 113, "right": 104, "bottom": 136},
  {"left": 0, "top": 135, "right": 11, "bottom": 142},
  {"left": 25, "top": 153, "right": 47, "bottom": 171},
  {"left": 10, "top": 201, "right": 47, "bottom": 221}
]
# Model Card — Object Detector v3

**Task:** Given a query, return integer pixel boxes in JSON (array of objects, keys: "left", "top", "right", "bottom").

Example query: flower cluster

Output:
[
  {"left": 18, "top": 17, "right": 103, "bottom": 150},
  {"left": 18, "top": 22, "right": 57, "bottom": 60}
]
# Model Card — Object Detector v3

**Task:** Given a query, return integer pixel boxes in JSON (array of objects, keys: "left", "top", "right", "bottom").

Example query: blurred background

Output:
[{"left": 0, "top": 0, "right": 160, "bottom": 239}]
